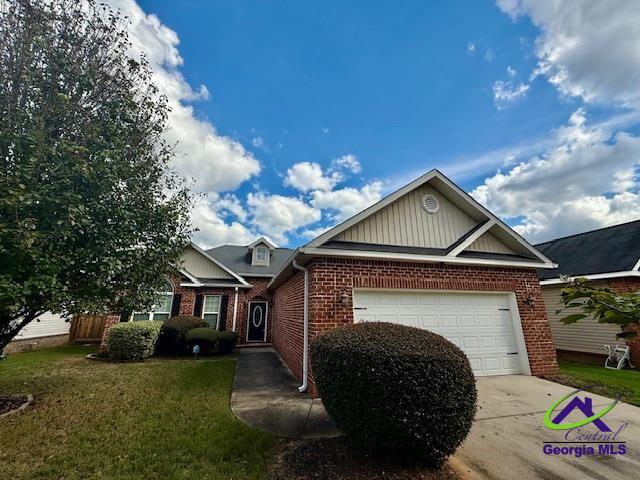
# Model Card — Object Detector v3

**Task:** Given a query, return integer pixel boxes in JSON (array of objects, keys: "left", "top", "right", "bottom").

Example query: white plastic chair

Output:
[{"left": 604, "top": 344, "right": 633, "bottom": 370}]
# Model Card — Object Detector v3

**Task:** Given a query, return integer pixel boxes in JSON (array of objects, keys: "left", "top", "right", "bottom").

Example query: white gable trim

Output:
[
  {"left": 189, "top": 242, "right": 250, "bottom": 286},
  {"left": 306, "top": 170, "right": 440, "bottom": 248},
  {"left": 633, "top": 257, "right": 640, "bottom": 271},
  {"left": 248, "top": 237, "right": 277, "bottom": 250},
  {"left": 540, "top": 270, "right": 640, "bottom": 285},
  {"left": 300, "top": 246, "right": 556, "bottom": 269},
  {"left": 178, "top": 268, "right": 202, "bottom": 286},
  {"left": 306, "top": 169, "right": 553, "bottom": 266},
  {"left": 447, "top": 220, "right": 496, "bottom": 257}
]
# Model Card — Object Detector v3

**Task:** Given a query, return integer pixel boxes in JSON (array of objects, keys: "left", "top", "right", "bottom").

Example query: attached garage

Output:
[{"left": 352, "top": 289, "right": 530, "bottom": 376}]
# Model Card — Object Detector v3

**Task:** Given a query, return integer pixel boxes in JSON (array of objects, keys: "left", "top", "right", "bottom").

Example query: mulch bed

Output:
[
  {"left": 270, "top": 437, "right": 460, "bottom": 480},
  {"left": 0, "top": 394, "right": 30, "bottom": 416}
]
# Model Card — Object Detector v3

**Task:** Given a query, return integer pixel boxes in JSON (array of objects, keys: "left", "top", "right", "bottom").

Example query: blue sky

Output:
[{"left": 117, "top": 0, "right": 640, "bottom": 247}]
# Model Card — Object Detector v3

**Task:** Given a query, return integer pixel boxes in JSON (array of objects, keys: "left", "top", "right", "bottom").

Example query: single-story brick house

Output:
[
  {"left": 102, "top": 169, "right": 560, "bottom": 394},
  {"left": 536, "top": 220, "right": 640, "bottom": 364}
]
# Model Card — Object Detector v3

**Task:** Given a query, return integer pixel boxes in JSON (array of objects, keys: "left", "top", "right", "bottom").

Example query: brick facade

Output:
[
  {"left": 272, "top": 257, "right": 560, "bottom": 396},
  {"left": 170, "top": 276, "right": 274, "bottom": 344}
]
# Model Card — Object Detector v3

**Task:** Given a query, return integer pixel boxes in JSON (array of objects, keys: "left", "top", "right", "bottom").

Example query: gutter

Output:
[
  {"left": 232, "top": 287, "right": 239, "bottom": 332},
  {"left": 540, "top": 270, "right": 640, "bottom": 286},
  {"left": 292, "top": 258, "right": 309, "bottom": 393}
]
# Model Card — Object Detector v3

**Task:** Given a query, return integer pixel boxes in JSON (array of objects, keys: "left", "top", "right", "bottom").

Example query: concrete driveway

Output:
[{"left": 456, "top": 375, "right": 640, "bottom": 480}]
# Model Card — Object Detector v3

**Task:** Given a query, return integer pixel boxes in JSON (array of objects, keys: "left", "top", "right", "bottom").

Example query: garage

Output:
[{"left": 352, "top": 289, "right": 530, "bottom": 376}]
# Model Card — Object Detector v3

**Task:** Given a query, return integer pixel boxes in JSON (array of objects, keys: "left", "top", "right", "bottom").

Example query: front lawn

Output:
[
  {"left": 552, "top": 361, "right": 640, "bottom": 407},
  {"left": 0, "top": 346, "right": 273, "bottom": 479}
]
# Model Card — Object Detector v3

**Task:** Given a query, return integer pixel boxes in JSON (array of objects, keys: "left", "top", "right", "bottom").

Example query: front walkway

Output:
[{"left": 230, "top": 347, "right": 340, "bottom": 439}]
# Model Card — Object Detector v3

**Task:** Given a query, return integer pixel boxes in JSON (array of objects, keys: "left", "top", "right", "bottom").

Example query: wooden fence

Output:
[{"left": 68, "top": 315, "right": 107, "bottom": 343}]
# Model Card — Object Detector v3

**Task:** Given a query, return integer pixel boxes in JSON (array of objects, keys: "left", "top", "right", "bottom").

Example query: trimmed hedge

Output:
[
  {"left": 156, "top": 315, "right": 208, "bottom": 355},
  {"left": 311, "top": 322, "right": 477, "bottom": 468},
  {"left": 185, "top": 327, "right": 219, "bottom": 355},
  {"left": 217, "top": 331, "right": 238, "bottom": 354},
  {"left": 107, "top": 321, "right": 162, "bottom": 361}
]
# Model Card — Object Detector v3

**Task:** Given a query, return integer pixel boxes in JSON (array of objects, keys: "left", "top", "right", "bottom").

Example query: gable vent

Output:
[{"left": 421, "top": 194, "right": 440, "bottom": 214}]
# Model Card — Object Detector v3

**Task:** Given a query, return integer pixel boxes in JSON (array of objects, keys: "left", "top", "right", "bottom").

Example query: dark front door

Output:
[{"left": 247, "top": 301, "right": 268, "bottom": 342}]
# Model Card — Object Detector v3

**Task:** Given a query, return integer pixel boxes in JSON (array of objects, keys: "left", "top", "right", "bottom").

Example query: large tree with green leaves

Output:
[
  {"left": 0, "top": 0, "right": 194, "bottom": 351},
  {"left": 559, "top": 278, "right": 640, "bottom": 339}
]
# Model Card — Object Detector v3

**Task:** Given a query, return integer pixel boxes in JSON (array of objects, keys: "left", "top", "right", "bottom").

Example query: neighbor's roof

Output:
[
  {"left": 535, "top": 220, "right": 640, "bottom": 280},
  {"left": 206, "top": 245, "right": 295, "bottom": 277}
]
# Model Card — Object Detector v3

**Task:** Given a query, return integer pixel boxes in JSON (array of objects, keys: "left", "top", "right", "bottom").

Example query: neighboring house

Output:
[
  {"left": 536, "top": 220, "right": 640, "bottom": 364},
  {"left": 100, "top": 169, "right": 560, "bottom": 395},
  {"left": 5, "top": 312, "right": 71, "bottom": 354}
]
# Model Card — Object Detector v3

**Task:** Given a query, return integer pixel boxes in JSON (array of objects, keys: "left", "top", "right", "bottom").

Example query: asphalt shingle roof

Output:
[
  {"left": 206, "top": 245, "right": 294, "bottom": 277},
  {"left": 535, "top": 220, "right": 640, "bottom": 280}
]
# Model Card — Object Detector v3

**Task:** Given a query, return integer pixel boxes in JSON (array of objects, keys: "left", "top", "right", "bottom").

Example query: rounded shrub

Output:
[
  {"left": 217, "top": 331, "right": 238, "bottom": 354},
  {"left": 107, "top": 321, "right": 162, "bottom": 361},
  {"left": 156, "top": 315, "right": 208, "bottom": 355},
  {"left": 185, "top": 327, "right": 220, "bottom": 355},
  {"left": 311, "top": 322, "right": 477, "bottom": 468}
]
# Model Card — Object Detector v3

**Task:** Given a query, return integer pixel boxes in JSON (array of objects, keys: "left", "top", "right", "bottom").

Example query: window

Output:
[
  {"left": 202, "top": 295, "right": 222, "bottom": 328},
  {"left": 132, "top": 281, "right": 173, "bottom": 321},
  {"left": 253, "top": 245, "right": 269, "bottom": 265}
]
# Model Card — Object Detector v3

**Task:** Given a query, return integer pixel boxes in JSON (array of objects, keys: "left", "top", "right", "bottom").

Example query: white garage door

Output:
[{"left": 352, "top": 290, "right": 527, "bottom": 376}]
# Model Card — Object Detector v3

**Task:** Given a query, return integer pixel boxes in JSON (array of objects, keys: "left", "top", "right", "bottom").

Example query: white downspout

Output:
[
  {"left": 292, "top": 258, "right": 309, "bottom": 393},
  {"left": 232, "top": 287, "right": 239, "bottom": 332}
]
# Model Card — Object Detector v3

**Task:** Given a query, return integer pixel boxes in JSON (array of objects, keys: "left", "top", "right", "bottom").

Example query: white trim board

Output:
[
  {"left": 188, "top": 242, "right": 250, "bottom": 286},
  {"left": 633, "top": 257, "right": 640, "bottom": 271},
  {"left": 300, "top": 246, "right": 555, "bottom": 269},
  {"left": 447, "top": 220, "right": 496, "bottom": 257},
  {"left": 540, "top": 270, "right": 640, "bottom": 285}
]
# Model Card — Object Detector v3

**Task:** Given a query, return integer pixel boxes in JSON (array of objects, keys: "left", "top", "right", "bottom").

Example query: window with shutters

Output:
[
  {"left": 202, "top": 295, "right": 222, "bottom": 328},
  {"left": 132, "top": 280, "right": 173, "bottom": 321}
]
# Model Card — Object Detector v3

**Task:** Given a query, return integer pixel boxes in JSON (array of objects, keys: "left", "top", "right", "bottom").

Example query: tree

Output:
[
  {"left": 0, "top": 0, "right": 194, "bottom": 351},
  {"left": 558, "top": 278, "right": 640, "bottom": 339}
]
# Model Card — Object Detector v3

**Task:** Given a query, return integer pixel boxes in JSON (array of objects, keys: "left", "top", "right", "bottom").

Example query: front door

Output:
[{"left": 247, "top": 301, "right": 268, "bottom": 342}]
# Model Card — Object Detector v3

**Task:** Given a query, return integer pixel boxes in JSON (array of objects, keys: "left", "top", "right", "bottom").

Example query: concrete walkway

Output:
[{"left": 230, "top": 347, "right": 340, "bottom": 439}]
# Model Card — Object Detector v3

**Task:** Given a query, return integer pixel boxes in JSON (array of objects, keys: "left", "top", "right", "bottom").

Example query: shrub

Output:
[
  {"left": 217, "top": 331, "right": 238, "bottom": 354},
  {"left": 185, "top": 327, "right": 220, "bottom": 355},
  {"left": 156, "top": 315, "right": 208, "bottom": 355},
  {"left": 107, "top": 321, "right": 162, "bottom": 361},
  {"left": 311, "top": 322, "right": 477, "bottom": 468}
]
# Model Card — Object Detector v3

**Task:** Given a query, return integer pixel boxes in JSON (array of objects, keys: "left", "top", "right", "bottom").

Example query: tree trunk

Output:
[{"left": 0, "top": 311, "right": 40, "bottom": 353}]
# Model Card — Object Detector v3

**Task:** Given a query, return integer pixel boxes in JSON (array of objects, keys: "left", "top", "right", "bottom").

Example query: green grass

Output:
[
  {"left": 557, "top": 361, "right": 640, "bottom": 407},
  {"left": 0, "top": 346, "right": 273, "bottom": 480}
]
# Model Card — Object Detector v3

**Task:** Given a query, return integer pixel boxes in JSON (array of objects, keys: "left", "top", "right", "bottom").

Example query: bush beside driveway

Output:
[{"left": 0, "top": 346, "right": 273, "bottom": 479}]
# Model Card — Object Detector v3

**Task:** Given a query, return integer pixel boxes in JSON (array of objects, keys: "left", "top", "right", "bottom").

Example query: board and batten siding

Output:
[
  {"left": 466, "top": 231, "right": 516, "bottom": 255},
  {"left": 181, "top": 246, "right": 234, "bottom": 279},
  {"left": 334, "top": 184, "right": 478, "bottom": 248},
  {"left": 542, "top": 284, "right": 621, "bottom": 354},
  {"left": 14, "top": 312, "right": 71, "bottom": 340}
]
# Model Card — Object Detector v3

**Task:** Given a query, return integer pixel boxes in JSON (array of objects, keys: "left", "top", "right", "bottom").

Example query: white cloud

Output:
[
  {"left": 284, "top": 161, "right": 342, "bottom": 192},
  {"left": 493, "top": 80, "right": 530, "bottom": 106},
  {"left": 105, "top": 0, "right": 261, "bottom": 195},
  {"left": 471, "top": 109, "right": 640, "bottom": 243},
  {"left": 311, "top": 181, "right": 384, "bottom": 222},
  {"left": 247, "top": 193, "right": 322, "bottom": 243},
  {"left": 467, "top": 41, "right": 476, "bottom": 54},
  {"left": 497, "top": 0, "right": 640, "bottom": 108},
  {"left": 507, "top": 66, "right": 516, "bottom": 77},
  {"left": 251, "top": 136, "right": 265, "bottom": 149},
  {"left": 191, "top": 200, "right": 257, "bottom": 248},
  {"left": 331, "top": 154, "right": 362, "bottom": 174}
]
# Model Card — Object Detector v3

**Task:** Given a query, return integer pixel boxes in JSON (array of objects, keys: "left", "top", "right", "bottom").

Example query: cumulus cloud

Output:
[
  {"left": 247, "top": 193, "right": 322, "bottom": 243},
  {"left": 284, "top": 162, "right": 342, "bottom": 192},
  {"left": 496, "top": 0, "right": 640, "bottom": 108},
  {"left": 191, "top": 199, "right": 257, "bottom": 248},
  {"left": 311, "top": 181, "right": 384, "bottom": 222},
  {"left": 332, "top": 154, "right": 362, "bottom": 174},
  {"left": 493, "top": 75, "right": 530, "bottom": 108},
  {"left": 471, "top": 109, "right": 640, "bottom": 243}
]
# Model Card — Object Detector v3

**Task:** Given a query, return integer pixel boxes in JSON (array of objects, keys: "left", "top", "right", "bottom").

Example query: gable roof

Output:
[
  {"left": 306, "top": 169, "right": 554, "bottom": 266},
  {"left": 180, "top": 243, "right": 251, "bottom": 287},
  {"left": 248, "top": 237, "right": 277, "bottom": 250},
  {"left": 536, "top": 220, "right": 640, "bottom": 282},
  {"left": 207, "top": 244, "right": 295, "bottom": 277}
]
